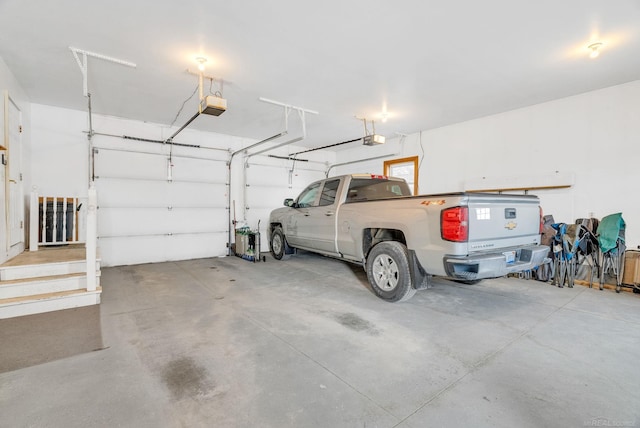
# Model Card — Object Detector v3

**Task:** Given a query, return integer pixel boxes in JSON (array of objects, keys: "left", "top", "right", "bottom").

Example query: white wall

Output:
[
  {"left": 0, "top": 56, "right": 31, "bottom": 264},
  {"left": 31, "top": 105, "right": 88, "bottom": 197},
  {"left": 335, "top": 79, "right": 640, "bottom": 248}
]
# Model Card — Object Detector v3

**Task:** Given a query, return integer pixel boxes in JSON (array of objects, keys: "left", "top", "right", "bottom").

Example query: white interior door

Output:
[{"left": 0, "top": 99, "right": 4, "bottom": 257}]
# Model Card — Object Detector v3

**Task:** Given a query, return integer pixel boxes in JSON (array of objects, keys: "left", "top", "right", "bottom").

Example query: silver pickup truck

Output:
[{"left": 268, "top": 174, "right": 548, "bottom": 302}]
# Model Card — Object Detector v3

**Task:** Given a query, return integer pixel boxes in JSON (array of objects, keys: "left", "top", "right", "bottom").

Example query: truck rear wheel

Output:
[
  {"left": 366, "top": 241, "right": 416, "bottom": 302},
  {"left": 270, "top": 227, "right": 291, "bottom": 260}
]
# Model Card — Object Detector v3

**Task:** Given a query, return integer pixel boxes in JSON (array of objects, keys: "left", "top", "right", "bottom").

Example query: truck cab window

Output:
[
  {"left": 297, "top": 182, "right": 321, "bottom": 207},
  {"left": 319, "top": 179, "right": 340, "bottom": 206},
  {"left": 347, "top": 178, "right": 412, "bottom": 202},
  {"left": 390, "top": 185, "right": 403, "bottom": 196}
]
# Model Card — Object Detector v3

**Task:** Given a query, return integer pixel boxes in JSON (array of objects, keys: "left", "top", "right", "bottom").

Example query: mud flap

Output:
[{"left": 409, "top": 250, "right": 432, "bottom": 290}]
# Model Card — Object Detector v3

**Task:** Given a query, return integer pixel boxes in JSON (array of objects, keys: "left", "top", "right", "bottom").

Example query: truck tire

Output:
[
  {"left": 366, "top": 241, "right": 416, "bottom": 302},
  {"left": 270, "top": 227, "right": 291, "bottom": 260}
]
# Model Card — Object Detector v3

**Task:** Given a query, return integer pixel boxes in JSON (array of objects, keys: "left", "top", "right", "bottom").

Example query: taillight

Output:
[
  {"left": 539, "top": 206, "right": 544, "bottom": 234},
  {"left": 441, "top": 206, "right": 468, "bottom": 242}
]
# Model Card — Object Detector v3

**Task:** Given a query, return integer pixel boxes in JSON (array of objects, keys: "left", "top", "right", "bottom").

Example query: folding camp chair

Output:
[
  {"left": 597, "top": 213, "right": 626, "bottom": 293},
  {"left": 573, "top": 218, "right": 600, "bottom": 288},
  {"left": 551, "top": 223, "right": 570, "bottom": 287},
  {"left": 532, "top": 214, "right": 556, "bottom": 282},
  {"left": 562, "top": 224, "right": 582, "bottom": 288},
  {"left": 558, "top": 222, "right": 595, "bottom": 288}
]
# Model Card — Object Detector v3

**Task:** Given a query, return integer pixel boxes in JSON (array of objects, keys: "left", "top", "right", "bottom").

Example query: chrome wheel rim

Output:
[{"left": 372, "top": 254, "right": 399, "bottom": 291}]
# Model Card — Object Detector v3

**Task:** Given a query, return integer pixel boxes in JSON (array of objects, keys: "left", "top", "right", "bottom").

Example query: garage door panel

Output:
[
  {"left": 96, "top": 179, "right": 167, "bottom": 206},
  {"left": 99, "top": 233, "right": 226, "bottom": 266},
  {"left": 95, "top": 150, "right": 165, "bottom": 180},
  {"left": 98, "top": 236, "right": 167, "bottom": 266},
  {"left": 171, "top": 157, "right": 227, "bottom": 182},
  {"left": 246, "top": 166, "right": 324, "bottom": 212},
  {"left": 165, "top": 234, "right": 225, "bottom": 260},
  {"left": 98, "top": 209, "right": 170, "bottom": 236},
  {"left": 245, "top": 165, "right": 287, "bottom": 186},
  {"left": 164, "top": 209, "right": 227, "bottom": 233},
  {"left": 166, "top": 182, "right": 227, "bottom": 206},
  {"left": 98, "top": 208, "right": 227, "bottom": 237},
  {"left": 246, "top": 164, "right": 320, "bottom": 183}
]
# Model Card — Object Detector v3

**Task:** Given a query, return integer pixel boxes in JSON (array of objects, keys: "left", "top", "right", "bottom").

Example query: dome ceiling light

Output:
[{"left": 588, "top": 42, "right": 603, "bottom": 59}]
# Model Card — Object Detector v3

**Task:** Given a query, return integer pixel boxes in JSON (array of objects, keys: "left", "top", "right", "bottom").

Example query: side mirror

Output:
[{"left": 284, "top": 198, "right": 295, "bottom": 207}]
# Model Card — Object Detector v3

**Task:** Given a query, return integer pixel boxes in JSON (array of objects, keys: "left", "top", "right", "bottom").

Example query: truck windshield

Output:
[{"left": 345, "top": 179, "right": 412, "bottom": 202}]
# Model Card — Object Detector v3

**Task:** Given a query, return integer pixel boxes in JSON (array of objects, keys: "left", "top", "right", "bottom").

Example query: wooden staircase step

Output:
[
  {"left": 0, "top": 260, "right": 101, "bottom": 281},
  {"left": 0, "top": 272, "right": 101, "bottom": 299},
  {"left": 0, "top": 287, "right": 102, "bottom": 319}
]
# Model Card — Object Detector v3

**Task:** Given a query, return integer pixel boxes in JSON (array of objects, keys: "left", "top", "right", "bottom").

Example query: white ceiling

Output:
[{"left": 1, "top": 0, "right": 639, "bottom": 150}]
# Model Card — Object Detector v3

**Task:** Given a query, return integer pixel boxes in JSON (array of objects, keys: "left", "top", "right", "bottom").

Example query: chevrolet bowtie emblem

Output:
[{"left": 505, "top": 221, "right": 517, "bottom": 230}]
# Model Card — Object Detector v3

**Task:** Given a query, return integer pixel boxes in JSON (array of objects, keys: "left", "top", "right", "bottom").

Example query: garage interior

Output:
[{"left": 1, "top": 1, "right": 639, "bottom": 427}]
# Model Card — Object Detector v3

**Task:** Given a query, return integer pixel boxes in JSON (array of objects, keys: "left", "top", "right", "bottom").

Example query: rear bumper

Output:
[{"left": 443, "top": 245, "right": 550, "bottom": 281}]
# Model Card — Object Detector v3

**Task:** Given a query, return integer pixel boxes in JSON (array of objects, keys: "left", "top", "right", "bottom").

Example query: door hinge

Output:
[
  {"left": 18, "top": 125, "right": 23, "bottom": 133},
  {"left": 19, "top": 173, "right": 23, "bottom": 181},
  {"left": 20, "top": 221, "right": 23, "bottom": 229}
]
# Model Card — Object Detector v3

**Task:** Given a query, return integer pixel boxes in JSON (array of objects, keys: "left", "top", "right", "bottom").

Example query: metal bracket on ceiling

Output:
[
  {"left": 243, "top": 97, "right": 319, "bottom": 159},
  {"left": 186, "top": 69, "right": 225, "bottom": 101},
  {"left": 259, "top": 97, "right": 318, "bottom": 135},
  {"left": 69, "top": 47, "right": 137, "bottom": 97}
]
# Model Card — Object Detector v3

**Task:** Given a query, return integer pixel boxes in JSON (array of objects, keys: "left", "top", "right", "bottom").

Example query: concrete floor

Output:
[{"left": 1, "top": 251, "right": 639, "bottom": 427}]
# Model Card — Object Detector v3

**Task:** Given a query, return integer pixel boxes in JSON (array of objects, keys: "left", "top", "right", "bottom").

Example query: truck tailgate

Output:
[{"left": 466, "top": 195, "right": 541, "bottom": 252}]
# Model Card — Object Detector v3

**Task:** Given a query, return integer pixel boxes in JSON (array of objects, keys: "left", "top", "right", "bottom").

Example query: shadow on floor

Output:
[{"left": 0, "top": 305, "right": 104, "bottom": 373}]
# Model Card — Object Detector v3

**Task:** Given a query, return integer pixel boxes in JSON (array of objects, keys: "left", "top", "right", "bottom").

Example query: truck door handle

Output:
[{"left": 325, "top": 211, "right": 334, "bottom": 216}]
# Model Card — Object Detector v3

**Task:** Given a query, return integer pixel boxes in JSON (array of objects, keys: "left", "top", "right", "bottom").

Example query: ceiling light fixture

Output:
[
  {"left": 588, "top": 42, "right": 603, "bottom": 59},
  {"left": 195, "top": 56, "right": 207, "bottom": 71},
  {"left": 380, "top": 102, "right": 390, "bottom": 123}
]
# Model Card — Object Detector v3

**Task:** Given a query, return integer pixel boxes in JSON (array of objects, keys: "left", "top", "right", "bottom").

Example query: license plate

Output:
[{"left": 503, "top": 251, "right": 516, "bottom": 264}]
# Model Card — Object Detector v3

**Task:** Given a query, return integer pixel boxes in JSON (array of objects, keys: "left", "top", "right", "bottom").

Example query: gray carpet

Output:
[{"left": 0, "top": 305, "right": 104, "bottom": 373}]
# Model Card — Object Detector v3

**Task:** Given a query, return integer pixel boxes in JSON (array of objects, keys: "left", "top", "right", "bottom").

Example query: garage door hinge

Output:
[{"left": 18, "top": 125, "right": 22, "bottom": 133}]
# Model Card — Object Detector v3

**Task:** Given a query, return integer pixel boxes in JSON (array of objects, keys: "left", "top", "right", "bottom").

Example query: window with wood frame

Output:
[{"left": 384, "top": 156, "right": 418, "bottom": 195}]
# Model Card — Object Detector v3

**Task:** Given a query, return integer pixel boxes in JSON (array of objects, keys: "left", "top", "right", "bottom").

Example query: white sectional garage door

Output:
[
  {"left": 94, "top": 146, "right": 228, "bottom": 266},
  {"left": 243, "top": 158, "right": 326, "bottom": 249}
]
